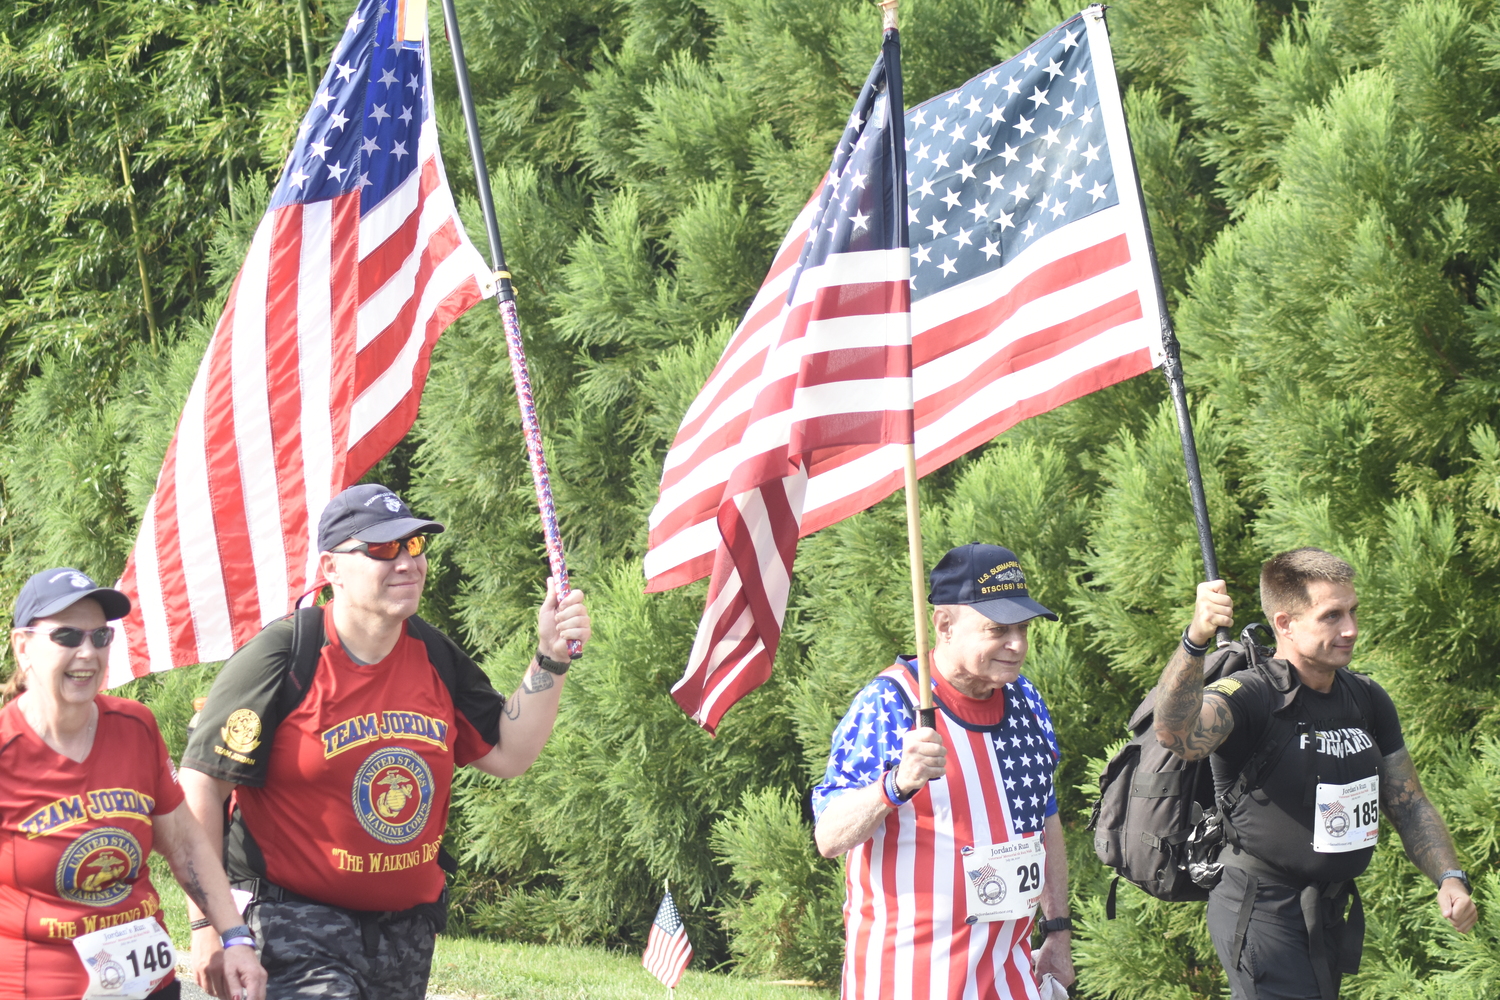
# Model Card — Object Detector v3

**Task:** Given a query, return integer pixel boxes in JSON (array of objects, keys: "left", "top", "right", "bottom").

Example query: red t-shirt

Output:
[
  {"left": 0, "top": 696, "right": 184, "bottom": 1000},
  {"left": 232, "top": 611, "right": 494, "bottom": 911}
]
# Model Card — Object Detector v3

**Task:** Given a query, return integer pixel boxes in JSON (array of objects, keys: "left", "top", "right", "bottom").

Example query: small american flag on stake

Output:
[
  {"left": 108, "top": 0, "right": 492, "bottom": 683},
  {"left": 646, "top": 5, "right": 1168, "bottom": 731},
  {"left": 643, "top": 887, "right": 693, "bottom": 990}
]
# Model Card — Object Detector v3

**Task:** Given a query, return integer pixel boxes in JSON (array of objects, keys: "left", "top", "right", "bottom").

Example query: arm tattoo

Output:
[
  {"left": 522, "top": 665, "right": 555, "bottom": 695},
  {"left": 1153, "top": 646, "right": 1236, "bottom": 761},
  {"left": 503, "top": 697, "right": 521, "bottom": 721},
  {"left": 181, "top": 858, "right": 210, "bottom": 910},
  {"left": 1380, "top": 747, "right": 1461, "bottom": 882}
]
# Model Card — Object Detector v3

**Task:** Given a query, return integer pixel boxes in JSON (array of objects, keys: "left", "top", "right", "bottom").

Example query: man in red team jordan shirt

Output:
[
  {"left": 814, "top": 543, "right": 1074, "bottom": 1000},
  {"left": 180, "top": 484, "right": 590, "bottom": 999}
]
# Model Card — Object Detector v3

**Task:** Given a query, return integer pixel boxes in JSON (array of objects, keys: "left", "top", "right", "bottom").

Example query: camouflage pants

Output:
[{"left": 248, "top": 897, "right": 437, "bottom": 1000}]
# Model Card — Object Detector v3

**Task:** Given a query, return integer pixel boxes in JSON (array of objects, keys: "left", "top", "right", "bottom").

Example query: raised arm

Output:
[
  {"left": 1154, "top": 581, "right": 1237, "bottom": 761},
  {"left": 1380, "top": 747, "right": 1477, "bottom": 933},
  {"left": 469, "top": 579, "right": 589, "bottom": 780}
]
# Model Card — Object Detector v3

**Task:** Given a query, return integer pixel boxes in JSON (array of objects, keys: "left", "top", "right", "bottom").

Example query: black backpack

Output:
[{"left": 1088, "top": 625, "right": 1289, "bottom": 914}]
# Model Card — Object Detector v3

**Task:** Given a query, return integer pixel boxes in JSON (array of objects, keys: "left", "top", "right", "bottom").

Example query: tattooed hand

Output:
[{"left": 1154, "top": 580, "right": 1237, "bottom": 761}]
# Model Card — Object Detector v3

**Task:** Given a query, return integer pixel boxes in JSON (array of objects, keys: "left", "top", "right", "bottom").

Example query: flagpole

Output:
[
  {"left": 1093, "top": 6, "right": 1229, "bottom": 646},
  {"left": 438, "top": 0, "right": 582, "bottom": 658},
  {"left": 879, "top": 0, "right": 934, "bottom": 729}
]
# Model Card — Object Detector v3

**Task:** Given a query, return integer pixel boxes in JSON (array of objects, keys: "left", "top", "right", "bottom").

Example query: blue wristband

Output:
[{"left": 883, "top": 767, "right": 913, "bottom": 808}]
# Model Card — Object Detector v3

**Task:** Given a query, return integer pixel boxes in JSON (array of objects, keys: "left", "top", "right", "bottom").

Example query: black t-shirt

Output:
[{"left": 1207, "top": 664, "right": 1404, "bottom": 884}]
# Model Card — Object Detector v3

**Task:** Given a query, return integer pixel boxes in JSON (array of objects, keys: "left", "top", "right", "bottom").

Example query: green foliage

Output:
[{"left": 12, "top": 0, "right": 1500, "bottom": 996}]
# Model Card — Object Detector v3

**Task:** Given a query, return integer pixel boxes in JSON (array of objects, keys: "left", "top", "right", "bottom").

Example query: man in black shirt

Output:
[{"left": 1152, "top": 548, "right": 1475, "bottom": 999}]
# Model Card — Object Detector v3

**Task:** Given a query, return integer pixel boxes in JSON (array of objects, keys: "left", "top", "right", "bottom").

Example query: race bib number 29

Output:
[
  {"left": 1313, "top": 775, "right": 1380, "bottom": 854},
  {"left": 71, "top": 916, "right": 175, "bottom": 999},
  {"left": 961, "top": 838, "right": 1046, "bottom": 924}
]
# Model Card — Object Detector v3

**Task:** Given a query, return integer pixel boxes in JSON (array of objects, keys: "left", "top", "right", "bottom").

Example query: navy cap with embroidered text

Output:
[
  {"left": 927, "top": 543, "right": 1057, "bottom": 625},
  {"left": 13, "top": 568, "right": 132, "bottom": 627},
  {"left": 317, "top": 484, "right": 445, "bottom": 552}
]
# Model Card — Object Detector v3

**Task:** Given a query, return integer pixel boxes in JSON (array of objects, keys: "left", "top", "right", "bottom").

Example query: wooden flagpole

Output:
[{"left": 880, "top": 0, "right": 934, "bottom": 728}]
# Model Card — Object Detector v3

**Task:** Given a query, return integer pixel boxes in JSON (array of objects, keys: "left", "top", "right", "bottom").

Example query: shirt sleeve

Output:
[
  {"left": 145, "top": 708, "right": 186, "bottom": 815},
  {"left": 811, "top": 676, "right": 912, "bottom": 822},
  {"left": 180, "top": 617, "right": 295, "bottom": 787},
  {"left": 1016, "top": 676, "right": 1061, "bottom": 818},
  {"left": 414, "top": 622, "right": 503, "bottom": 765},
  {"left": 1204, "top": 670, "right": 1272, "bottom": 771},
  {"left": 1367, "top": 677, "right": 1406, "bottom": 756}
]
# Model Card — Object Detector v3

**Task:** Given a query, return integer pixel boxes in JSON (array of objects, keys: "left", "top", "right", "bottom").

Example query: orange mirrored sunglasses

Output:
[{"left": 336, "top": 534, "right": 428, "bottom": 560}]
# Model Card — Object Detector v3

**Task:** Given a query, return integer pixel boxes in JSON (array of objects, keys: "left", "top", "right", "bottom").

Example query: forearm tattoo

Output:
[
  {"left": 1381, "top": 748, "right": 1461, "bottom": 882},
  {"left": 181, "top": 858, "right": 209, "bottom": 910},
  {"left": 1154, "top": 646, "right": 1235, "bottom": 761},
  {"left": 523, "top": 665, "right": 555, "bottom": 695}
]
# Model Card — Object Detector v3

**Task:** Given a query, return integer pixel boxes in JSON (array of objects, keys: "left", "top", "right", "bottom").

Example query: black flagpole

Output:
[
  {"left": 437, "top": 0, "right": 582, "bottom": 657},
  {"left": 1094, "top": 7, "right": 1229, "bottom": 645}
]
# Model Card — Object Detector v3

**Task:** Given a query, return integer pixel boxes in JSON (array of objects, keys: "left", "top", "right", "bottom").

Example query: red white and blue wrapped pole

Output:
[{"left": 438, "top": 0, "right": 581, "bottom": 658}]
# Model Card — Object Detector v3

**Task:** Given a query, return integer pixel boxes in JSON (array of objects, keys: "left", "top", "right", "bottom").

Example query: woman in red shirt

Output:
[{"left": 0, "top": 568, "right": 266, "bottom": 1000}]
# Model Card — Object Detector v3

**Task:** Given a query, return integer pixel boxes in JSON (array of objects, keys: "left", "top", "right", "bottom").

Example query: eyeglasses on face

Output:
[
  {"left": 15, "top": 626, "right": 115, "bottom": 649},
  {"left": 334, "top": 534, "right": 428, "bottom": 560}
]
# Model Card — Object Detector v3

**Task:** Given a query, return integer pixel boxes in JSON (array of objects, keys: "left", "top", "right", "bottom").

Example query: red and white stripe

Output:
[
  {"left": 108, "top": 84, "right": 491, "bottom": 684},
  {"left": 843, "top": 666, "right": 1047, "bottom": 1000},
  {"left": 643, "top": 904, "right": 693, "bottom": 989},
  {"left": 645, "top": 13, "right": 1164, "bottom": 599},
  {"left": 654, "top": 185, "right": 913, "bottom": 730}
]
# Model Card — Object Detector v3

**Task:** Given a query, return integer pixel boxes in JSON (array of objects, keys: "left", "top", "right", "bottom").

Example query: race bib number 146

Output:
[{"left": 71, "top": 916, "right": 175, "bottom": 999}]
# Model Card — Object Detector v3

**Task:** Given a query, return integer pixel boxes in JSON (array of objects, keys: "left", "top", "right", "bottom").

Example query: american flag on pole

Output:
[
  {"left": 645, "top": 39, "right": 913, "bottom": 733},
  {"left": 643, "top": 889, "right": 693, "bottom": 989},
  {"left": 646, "top": 6, "right": 1166, "bottom": 729},
  {"left": 108, "top": 0, "right": 493, "bottom": 685}
]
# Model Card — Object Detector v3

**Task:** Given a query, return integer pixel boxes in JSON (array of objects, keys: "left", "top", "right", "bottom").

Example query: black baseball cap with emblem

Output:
[
  {"left": 317, "top": 484, "right": 446, "bottom": 552},
  {"left": 13, "top": 568, "right": 132, "bottom": 627},
  {"left": 927, "top": 542, "right": 1058, "bottom": 625}
]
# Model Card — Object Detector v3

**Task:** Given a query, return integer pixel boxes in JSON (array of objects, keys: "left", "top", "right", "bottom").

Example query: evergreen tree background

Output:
[{"left": 5, "top": 0, "right": 1500, "bottom": 995}]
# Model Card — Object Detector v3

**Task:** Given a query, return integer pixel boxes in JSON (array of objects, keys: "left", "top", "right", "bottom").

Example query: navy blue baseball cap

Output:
[
  {"left": 927, "top": 543, "right": 1057, "bottom": 624},
  {"left": 13, "top": 568, "right": 132, "bottom": 627},
  {"left": 317, "top": 484, "right": 445, "bottom": 552}
]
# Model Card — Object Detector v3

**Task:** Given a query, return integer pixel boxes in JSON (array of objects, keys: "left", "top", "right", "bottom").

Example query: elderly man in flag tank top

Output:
[{"left": 814, "top": 543, "right": 1074, "bottom": 1000}]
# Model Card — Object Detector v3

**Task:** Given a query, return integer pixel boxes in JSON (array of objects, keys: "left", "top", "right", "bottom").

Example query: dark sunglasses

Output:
[
  {"left": 335, "top": 534, "right": 429, "bottom": 561},
  {"left": 16, "top": 626, "right": 115, "bottom": 649}
]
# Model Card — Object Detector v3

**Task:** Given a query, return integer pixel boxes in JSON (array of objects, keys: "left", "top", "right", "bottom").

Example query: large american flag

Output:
[
  {"left": 108, "top": 0, "right": 492, "bottom": 684},
  {"left": 646, "top": 7, "right": 1165, "bottom": 729},
  {"left": 646, "top": 40, "right": 912, "bottom": 732},
  {"left": 642, "top": 889, "right": 693, "bottom": 989}
]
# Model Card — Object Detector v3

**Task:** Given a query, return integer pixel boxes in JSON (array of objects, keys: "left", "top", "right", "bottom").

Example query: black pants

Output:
[{"left": 1207, "top": 866, "right": 1352, "bottom": 1000}]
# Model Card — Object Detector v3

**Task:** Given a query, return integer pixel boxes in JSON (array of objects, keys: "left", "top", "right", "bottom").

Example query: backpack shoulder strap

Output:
[{"left": 273, "top": 606, "right": 328, "bottom": 723}]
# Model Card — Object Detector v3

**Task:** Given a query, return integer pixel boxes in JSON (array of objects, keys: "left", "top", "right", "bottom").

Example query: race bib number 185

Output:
[
  {"left": 71, "top": 916, "right": 175, "bottom": 999},
  {"left": 1313, "top": 775, "right": 1380, "bottom": 854}
]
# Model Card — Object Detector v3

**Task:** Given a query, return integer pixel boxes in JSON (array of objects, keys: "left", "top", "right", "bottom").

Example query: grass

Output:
[
  {"left": 151, "top": 863, "right": 832, "bottom": 999},
  {"left": 426, "top": 938, "right": 831, "bottom": 1000}
]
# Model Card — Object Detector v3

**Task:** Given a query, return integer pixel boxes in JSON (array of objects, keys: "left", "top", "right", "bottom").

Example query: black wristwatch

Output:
[
  {"left": 1036, "top": 916, "right": 1073, "bottom": 940},
  {"left": 536, "top": 651, "right": 571, "bottom": 675},
  {"left": 1438, "top": 869, "right": 1471, "bottom": 894}
]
